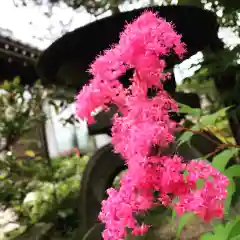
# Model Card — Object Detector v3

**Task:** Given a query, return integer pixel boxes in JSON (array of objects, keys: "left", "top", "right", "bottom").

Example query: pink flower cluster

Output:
[{"left": 75, "top": 11, "right": 228, "bottom": 240}]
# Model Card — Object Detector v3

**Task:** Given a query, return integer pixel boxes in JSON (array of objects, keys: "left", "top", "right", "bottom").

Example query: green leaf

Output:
[
  {"left": 213, "top": 224, "right": 227, "bottom": 237},
  {"left": 176, "top": 213, "right": 195, "bottom": 238},
  {"left": 178, "top": 103, "right": 201, "bottom": 117},
  {"left": 224, "top": 178, "right": 236, "bottom": 214},
  {"left": 224, "top": 165, "right": 240, "bottom": 178},
  {"left": 1, "top": 80, "right": 10, "bottom": 90},
  {"left": 225, "top": 216, "right": 240, "bottom": 240},
  {"left": 177, "top": 125, "right": 200, "bottom": 146},
  {"left": 13, "top": 76, "right": 21, "bottom": 86},
  {"left": 178, "top": 131, "right": 194, "bottom": 145},
  {"left": 212, "top": 148, "right": 239, "bottom": 172},
  {"left": 200, "top": 107, "right": 232, "bottom": 127},
  {"left": 200, "top": 232, "right": 216, "bottom": 240},
  {"left": 200, "top": 219, "right": 240, "bottom": 240},
  {"left": 172, "top": 209, "right": 177, "bottom": 221},
  {"left": 5, "top": 225, "right": 27, "bottom": 239},
  {"left": 230, "top": 235, "right": 240, "bottom": 240}
]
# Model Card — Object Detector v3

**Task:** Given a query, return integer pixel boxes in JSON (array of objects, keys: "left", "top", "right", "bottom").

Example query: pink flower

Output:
[
  {"left": 75, "top": 11, "right": 228, "bottom": 240},
  {"left": 75, "top": 10, "right": 185, "bottom": 124},
  {"left": 99, "top": 175, "right": 151, "bottom": 240},
  {"left": 174, "top": 161, "right": 228, "bottom": 221}
]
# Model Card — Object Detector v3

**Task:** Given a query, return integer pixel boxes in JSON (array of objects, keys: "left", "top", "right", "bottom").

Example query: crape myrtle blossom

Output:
[{"left": 75, "top": 11, "right": 228, "bottom": 240}]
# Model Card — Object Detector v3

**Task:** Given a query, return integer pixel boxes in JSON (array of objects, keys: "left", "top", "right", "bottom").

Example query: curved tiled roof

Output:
[
  {"left": 0, "top": 34, "right": 41, "bottom": 66},
  {"left": 0, "top": 33, "right": 42, "bottom": 85}
]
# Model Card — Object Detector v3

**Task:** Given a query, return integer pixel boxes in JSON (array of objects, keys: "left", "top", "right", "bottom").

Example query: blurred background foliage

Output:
[{"left": 0, "top": 78, "right": 90, "bottom": 239}]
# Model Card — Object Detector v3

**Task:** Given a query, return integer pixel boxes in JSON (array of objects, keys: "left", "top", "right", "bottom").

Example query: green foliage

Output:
[
  {"left": 176, "top": 102, "right": 240, "bottom": 239},
  {"left": 0, "top": 78, "right": 47, "bottom": 152},
  {"left": 178, "top": 103, "right": 202, "bottom": 117},
  {"left": 0, "top": 78, "right": 89, "bottom": 239},
  {"left": 200, "top": 216, "right": 240, "bottom": 240},
  {"left": 224, "top": 178, "right": 236, "bottom": 214},
  {"left": 178, "top": 103, "right": 231, "bottom": 128},
  {"left": 177, "top": 104, "right": 234, "bottom": 146},
  {"left": 1, "top": 152, "right": 89, "bottom": 239},
  {"left": 177, "top": 124, "right": 200, "bottom": 146},
  {"left": 0, "top": 77, "right": 75, "bottom": 154},
  {"left": 212, "top": 148, "right": 239, "bottom": 172},
  {"left": 199, "top": 107, "right": 232, "bottom": 127},
  {"left": 225, "top": 165, "right": 240, "bottom": 178}
]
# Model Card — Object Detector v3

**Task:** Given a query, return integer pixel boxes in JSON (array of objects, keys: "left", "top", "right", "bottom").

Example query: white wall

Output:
[{"left": 43, "top": 100, "right": 111, "bottom": 158}]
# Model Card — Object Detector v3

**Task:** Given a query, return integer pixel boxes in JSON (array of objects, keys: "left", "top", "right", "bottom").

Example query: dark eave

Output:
[
  {"left": 0, "top": 35, "right": 41, "bottom": 85},
  {"left": 0, "top": 35, "right": 41, "bottom": 65}
]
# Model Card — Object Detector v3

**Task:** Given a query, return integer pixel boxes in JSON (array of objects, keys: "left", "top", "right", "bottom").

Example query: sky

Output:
[
  {"left": 0, "top": 1, "right": 94, "bottom": 50},
  {"left": 0, "top": 0, "right": 151, "bottom": 50}
]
